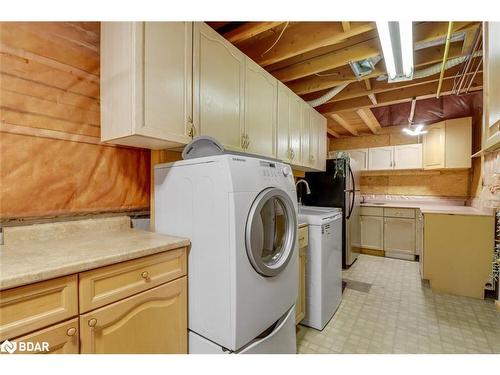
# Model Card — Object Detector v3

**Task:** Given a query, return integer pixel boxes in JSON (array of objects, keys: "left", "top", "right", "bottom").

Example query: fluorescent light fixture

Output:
[
  {"left": 376, "top": 21, "right": 414, "bottom": 82},
  {"left": 376, "top": 21, "right": 397, "bottom": 80},
  {"left": 403, "top": 124, "right": 427, "bottom": 136},
  {"left": 399, "top": 21, "right": 414, "bottom": 77}
]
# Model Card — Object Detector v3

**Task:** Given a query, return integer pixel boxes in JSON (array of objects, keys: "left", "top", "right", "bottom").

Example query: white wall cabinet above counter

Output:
[{"left": 101, "top": 22, "right": 327, "bottom": 171}]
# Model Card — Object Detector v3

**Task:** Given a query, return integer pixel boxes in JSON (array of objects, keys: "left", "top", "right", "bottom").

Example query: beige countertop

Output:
[
  {"left": 360, "top": 201, "right": 492, "bottom": 216},
  {"left": 0, "top": 216, "right": 190, "bottom": 291}
]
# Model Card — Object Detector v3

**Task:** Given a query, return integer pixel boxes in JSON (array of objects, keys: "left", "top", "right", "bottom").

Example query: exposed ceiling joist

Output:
[
  {"left": 368, "top": 94, "right": 378, "bottom": 105},
  {"left": 273, "top": 23, "right": 477, "bottom": 85},
  {"left": 274, "top": 38, "right": 380, "bottom": 83},
  {"left": 364, "top": 78, "right": 371, "bottom": 90},
  {"left": 331, "top": 114, "right": 359, "bottom": 136},
  {"left": 356, "top": 108, "right": 382, "bottom": 134},
  {"left": 341, "top": 22, "right": 351, "bottom": 32},
  {"left": 225, "top": 22, "right": 284, "bottom": 43},
  {"left": 327, "top": 128, "right": 340, "bottom": 138},
  {"left": 318, "top": 72, "right": 483, "bottom": 114},
  {"left": 240, "top": 22, "right": 375, "bottom": 67}
]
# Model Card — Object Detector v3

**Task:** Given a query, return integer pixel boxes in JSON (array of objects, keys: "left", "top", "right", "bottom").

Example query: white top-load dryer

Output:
[{"left": 155, "top": 154, "right": 298, "bottom": 353}]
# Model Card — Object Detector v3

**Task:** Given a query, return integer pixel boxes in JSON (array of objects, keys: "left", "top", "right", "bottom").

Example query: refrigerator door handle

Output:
[{"left": 346, "top": 166, "right": 356, "bottom": 219}]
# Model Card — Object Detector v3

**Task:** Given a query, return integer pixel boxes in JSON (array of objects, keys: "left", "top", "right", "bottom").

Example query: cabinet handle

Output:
[
  {"left": 88, "top": 318, "right": 97, "bottom": 328},
  {"left": 66, "top": 327, "right": 77, "bottom": 337},
  {"left": 141, "top": 271, "right": 150, "bottom": 280}
]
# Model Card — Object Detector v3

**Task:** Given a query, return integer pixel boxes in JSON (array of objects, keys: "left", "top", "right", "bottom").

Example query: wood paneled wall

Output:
[
  {"left": 0, "top": 22, "right": 150, "bottom": 220},
  {"left": 329, "top": 125, "right": 472, "bottom": 197}
]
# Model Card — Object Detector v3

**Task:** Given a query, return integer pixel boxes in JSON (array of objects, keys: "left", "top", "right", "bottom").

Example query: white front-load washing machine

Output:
[{"left": 154, "top": 154, "right": 298, "bottom": 353}]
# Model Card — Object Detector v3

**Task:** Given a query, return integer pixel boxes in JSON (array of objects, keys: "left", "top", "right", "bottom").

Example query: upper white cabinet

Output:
[
  {"left": 394, "top": 144, "right": 422, "bottom": 169},
  {"left": 348, "top": 149, "right": 369, "bottom": 171},
  {"left": 483, "top": 22, "right": 500, "bottom": 151},
  {"left": 300, "top": 102, "right": 311, "bottom": 167},
  {"left": 277, "top": 82, "right": 301, "bottom": 163},
  {"left": 244, "top": 58, "right": 277, "bottom": 158},
  {"left": 101, "top": 22, "right": 193, "bottom": 149},
  {"left": 193, "top": 22, "right": 245, "bottom": 152},
  {"left": 423, "top": 118, "right": 471, "bottom": 169},
  {"left": 369, "top": 146, "right": 394, "bottom": 170}
]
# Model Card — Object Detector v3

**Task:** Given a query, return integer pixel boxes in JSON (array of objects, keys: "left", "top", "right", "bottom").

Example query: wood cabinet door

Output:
[
  {"left": 383, "top": 217, "right": 416, "bottom": 255},
  {"left": 316, "top": 113, "right": 327, "bottom": 171},
  {"left": 348, "top": 149, "right": 369, "bottom": 171},
  {"left": 360, "top": 215, "right": 384, "bottom": 250},
  {"left": 300, "top": 103, "right": 311, "bottom": 167},
  {"left": 483, "top": 22, "right": 500, "bottom": 150},
  {"left": 445, "top": 118, "right": 472, "bottom": 168},
  {"left": 142, "top": 22, "right": 193, "bottom": 144},
  {"left": 423, "top": 122, "right": 445, "bottom": 169},
  {"left": 394, "top": 144, "right": 422, "bottom": 169},
  {"left": 368, "top": 146, "right": 394, "bottom": 170},
  {"left": 295, "top": 247, "right": 306, "bottom": 325},
  {"left": 289, "top": 95, "right": 302, "bottom": 165},
  {"left": 244, "top": 57, "right": 277, "bottom": 158},
  {"left": 277, "top": 82, "right": 291, "bottom": 162},
  {"left": 80, "top": 278, "right": 187, "bottom": 354},
  {"left": 309, "top": 110, "right": 320, "bottom": 169},
  {"left": 193, "top": 22, "right": 245, "bottom": 152},
  {"left": 12, "top": 318, "right": 79, "bottom": 354}
]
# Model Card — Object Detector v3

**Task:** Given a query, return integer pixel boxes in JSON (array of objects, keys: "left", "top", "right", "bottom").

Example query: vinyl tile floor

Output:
[{"left": 296, "top": 254, "right": 500, "bottom": 354}]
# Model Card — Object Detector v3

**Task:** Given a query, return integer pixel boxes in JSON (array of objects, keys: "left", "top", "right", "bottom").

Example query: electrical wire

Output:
[{"left": 261, "top": 22, "right": 289, "bottom": 57}]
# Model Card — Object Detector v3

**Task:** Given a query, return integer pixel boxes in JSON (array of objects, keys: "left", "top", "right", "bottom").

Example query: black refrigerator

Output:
[{"left": 303, "top": 158, "right": 361, "bottom": 269}]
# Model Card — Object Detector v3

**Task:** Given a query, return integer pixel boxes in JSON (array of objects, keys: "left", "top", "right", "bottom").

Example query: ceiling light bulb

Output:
[
  {"left": 376, "top": 21, "right": 397, "bottom": 80},
  {"left": 399, "top": 21, "right": 414, "bottom": 78}
]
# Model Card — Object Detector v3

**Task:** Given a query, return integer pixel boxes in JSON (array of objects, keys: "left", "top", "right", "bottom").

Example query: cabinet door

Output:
[
  {"left": 384, "top": 217, "right": 416, "bottom": 254},
  {"left": 445, "top": 118, "right": 472, "bottom": 168},
  {"left": 394, "top": 144, "right": 422, "bottom": 169},
  {"left": 13, "top": 318, "right": 79, "bottom": 354},
  {"left": 360, "top": 215, "right": 384, "bottom": 250},
  {"left": 309, "top": 110, "right": 320, "bottom": 169},
  {"left": 347, "top": 149, "right": 369, "bottom": 171},
  {"left": 142, "top": 22, "right": 193, "bottom": 143},
  {"left": 483, "top": 22, "right": 500, "bottom": 150},
  {"left": 300, "top": 103, "right": 310, "bottom": 167},
  {"left": 295, "top": 247, "right": 306, "bottom": 325},
  {"left": 289, "top": 94, "right": 302, "bottom": 164},
  {"left": 80, "top": 278, "right": 187, "bottom": 354},
  {"left": 277, "top": 83, "right": 291, "bottom": 162},
  {"left": 193, "top": 22, "right": 245, "bottom": 152},
  {"left": 368, "top": 146, "right": 394, "bottom": 170},
  {"left": 244, "top": 57, "right": 277, "bottom": 158},
  {"left": 423, "top": 122, "right": 445, "bottom": 169},
  {"left": 316, "top": 113, "right": 327, "bottom": 171}
]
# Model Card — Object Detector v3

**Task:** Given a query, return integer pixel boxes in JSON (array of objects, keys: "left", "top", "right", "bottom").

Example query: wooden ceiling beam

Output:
[
  {"left": 239, "top": 22, "right": 375, "bottom": 67},
  {"left": 368, "top": 94, "right": 378, "bottom": 105},
  {"left": 327, "top": 128, "right": 340, "bottom": 138},
  {"left": 273, "top": 23, "right": 476, "bottom": 85},
  {"left": 317, "top": 72, "right": 483, "bottom": 115},
  {"left": 274, "top": 38, "right": 380, "bottom": 83},
  {"left": 224, "top": 22, "right": 285, "bottom": 44},
  {"left": 341, "top": 22, "right": 351, "bottom": 32},
  {"left": 364, "top": 78, "right": 372, "bottom": 90},
  {"left": 331, "top": 114, "right": 359, "bottom": 136},
  {"left": 356, "top": 108, "right": 382, "bottom": 134}
]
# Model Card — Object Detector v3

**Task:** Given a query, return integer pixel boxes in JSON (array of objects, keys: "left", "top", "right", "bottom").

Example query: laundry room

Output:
[{"left": 0, "top": 1, "right": 499, "bottom": 373}]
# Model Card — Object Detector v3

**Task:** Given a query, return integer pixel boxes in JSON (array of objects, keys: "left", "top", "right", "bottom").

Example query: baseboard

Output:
[{"left": 360, "top": 248, "right": 385, "bottom": 257}]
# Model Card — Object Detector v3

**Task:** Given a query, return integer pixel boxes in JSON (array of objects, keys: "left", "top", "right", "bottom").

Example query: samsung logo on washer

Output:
[{"left": 0, "top": 339, "right": 49, "bottom": 354}]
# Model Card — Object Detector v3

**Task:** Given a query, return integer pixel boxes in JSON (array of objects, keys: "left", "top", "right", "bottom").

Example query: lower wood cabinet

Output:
[
  {"left": 296, "top": 225, "right": 308, "bottom": 324},
  {"left": 360, "top": 215, "right": 384, "bottom": 250},
  {"left": 383, "top": 217, "right": 416, "bottom": 255},
  {"left": 13, "top": 318, "right": 80, "bottom": 354},
  {"left": 79, "top": 277, "right": 187, "bottom": 354}
]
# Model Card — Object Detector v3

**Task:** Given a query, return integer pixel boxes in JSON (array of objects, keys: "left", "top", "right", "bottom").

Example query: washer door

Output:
[{"left": 246, "top": 188, "right": 297, "bottom": 277}]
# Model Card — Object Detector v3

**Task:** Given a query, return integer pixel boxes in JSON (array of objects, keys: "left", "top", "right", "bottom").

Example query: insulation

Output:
[
  {"left": 371, "top": 92, "right": 482, "bottom": 127},
  {"left": 0, "top": 22, "right": 150, "bottom": 220}
]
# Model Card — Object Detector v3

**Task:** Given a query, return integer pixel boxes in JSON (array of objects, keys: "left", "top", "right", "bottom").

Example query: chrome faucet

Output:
[{"left": 295, "top": 179, "right": 311, "bottom": 206}]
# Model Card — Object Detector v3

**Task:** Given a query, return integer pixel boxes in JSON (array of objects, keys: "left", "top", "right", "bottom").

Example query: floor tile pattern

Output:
[{"left": 297, "top": 255, "right": 500, "bottom": 354}]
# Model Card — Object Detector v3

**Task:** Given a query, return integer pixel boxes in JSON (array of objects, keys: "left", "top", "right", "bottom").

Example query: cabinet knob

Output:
[
  {"left": 66, "top": 327, "right": 77, "bottom": 337},
  {"left": 141, "top": 271, "right": 150, "bottom": 280},
  {"left": 88, "top": 318, "right": 97, "bottom": 328}
]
